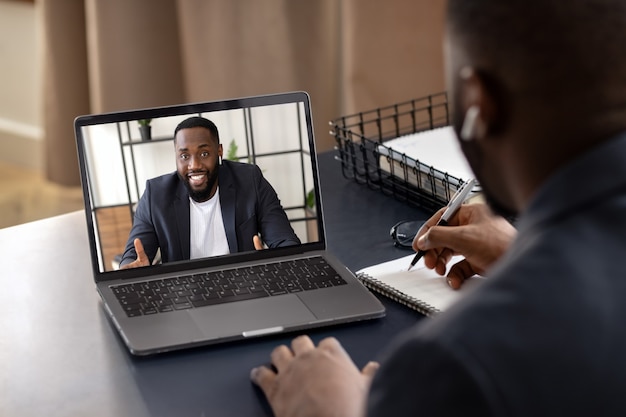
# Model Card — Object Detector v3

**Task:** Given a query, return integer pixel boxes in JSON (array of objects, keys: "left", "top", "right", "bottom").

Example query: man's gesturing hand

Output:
[{"left": 119, "top": 238, "right": 150, "bottom": 270}]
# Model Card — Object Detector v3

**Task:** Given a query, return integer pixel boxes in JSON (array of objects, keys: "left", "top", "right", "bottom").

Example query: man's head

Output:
[
  {"left": 174, "top": 117, "right": 223, "bottom": 202},
  {"left": 445, "top": 0, "right": 626, "bottom": 217}
]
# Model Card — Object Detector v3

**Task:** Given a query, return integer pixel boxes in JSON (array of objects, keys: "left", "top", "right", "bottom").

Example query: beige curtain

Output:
[
  {"left": 342, "top": 0, "right": 446, "bottom": 113},
  {"left": 40, "top": 0, "right": 90, "bottom": 187},
  {"left": 40, "top": 0, "right": 445, "bottom": 186}
]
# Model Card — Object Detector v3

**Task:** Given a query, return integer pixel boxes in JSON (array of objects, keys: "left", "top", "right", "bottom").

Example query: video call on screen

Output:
[{"left": 79, "top": 102, "right": 319, "bottom": 273}]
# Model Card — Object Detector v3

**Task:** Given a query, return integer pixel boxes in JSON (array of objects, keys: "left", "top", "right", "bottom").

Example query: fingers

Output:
[
  {"left": 134, "top": 238, "right": 149, "bottom": 266},
  {"left": 270, "top": 345, "right": 294, "bottom": 372},
  {"left": 253, "top": 235, "right": 264, "bottom": 250},
  {"left": 361, "top": 361, "right": 380, "bottom": 380},
  {"left": 264, "top": 336, "right": 345, "bottom": 375},
  {"left": 420, "top": 235, "right": 477, "bottom": 288},
  {"left": 420, "top": 245, "right": 454, "bottom": 276},
  {"left": 269, "top": 335, "right": 314, "bottom": 373},
  {"left": 446, "top": 258, "right": 477, "bottom": 290},
  {"left": 291, "top": 334, "right": 315, "bottom": 354},
  {"left": 416, "top": 225, "right": 471, "bottom": 274},
  {"left": 414, "top": 204, "right": 481, "bottom": 254},
  {"left": 318, "top": 337, "right": 347, "bottom": 357},
  {"left": 250, "top": 365, "right": 276, "bottom": 395},
  {"left": 251, "top": 337, "right": 311, "bottom": 396},
  {"left": 119, "top": 239, "right": 149, "bottom": 270},
  {"left": 251, "top": 335, "right": 374, "bottom": 403},
  {"left": 251, "top": 336, "right": 317, "bottom": 391},
  {"left": 416, "top": 226, "right": 461, "bottom": 253},
  {"left": 412, "top": 207, "right": 446, "bottom": 252}
]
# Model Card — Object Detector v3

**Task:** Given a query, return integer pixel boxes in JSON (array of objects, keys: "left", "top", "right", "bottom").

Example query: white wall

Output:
[{"left": 0, "top": 1, "right": 42, "bottom": 169}]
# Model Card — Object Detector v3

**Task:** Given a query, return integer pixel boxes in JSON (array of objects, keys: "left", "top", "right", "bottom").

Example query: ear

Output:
[{"left": 457, "top": 67, "right": 499, "bottom": 141}]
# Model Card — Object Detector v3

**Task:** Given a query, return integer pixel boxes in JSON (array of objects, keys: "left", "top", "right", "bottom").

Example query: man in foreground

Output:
[{"left": 251, "top": 0, "right": 626, "bottom": 415}]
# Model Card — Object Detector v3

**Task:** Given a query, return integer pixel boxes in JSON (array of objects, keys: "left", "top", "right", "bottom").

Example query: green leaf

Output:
[
  {"left": 226, "top": 139, "right": 238, "bottom": 160},
  {"left": 306, "top": 189, "right": 315, "bottom": 209}
]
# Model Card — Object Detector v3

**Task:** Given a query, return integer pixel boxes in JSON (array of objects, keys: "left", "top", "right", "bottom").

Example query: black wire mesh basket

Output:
[{"left": 330, "top": 92, "right": 470, "bottom": 213}]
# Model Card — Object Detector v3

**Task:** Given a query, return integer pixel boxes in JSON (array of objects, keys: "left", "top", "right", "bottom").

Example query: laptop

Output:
[{"left": 74, "top": 91, "right": 385, "bottom": 355}]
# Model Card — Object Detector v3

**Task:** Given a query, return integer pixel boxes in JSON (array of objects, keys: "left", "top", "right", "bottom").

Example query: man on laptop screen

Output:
[{"left": 120, "top": 116, "right": 300, "bottom": 269}]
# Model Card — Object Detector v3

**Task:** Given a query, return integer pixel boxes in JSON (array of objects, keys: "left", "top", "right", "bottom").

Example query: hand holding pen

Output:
[{"left": 407, "top": 178, "right": 477, "bottom": 271}]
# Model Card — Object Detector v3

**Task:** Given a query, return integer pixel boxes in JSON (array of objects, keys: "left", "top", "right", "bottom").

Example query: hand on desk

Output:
[
  {"left": 413, "top": 203, "right": 517, "bottom": 289},
  {"left": 251, "top": 335, "right": 378, "bottom": 417},
  {"left": 119, "top": 238, "right": 150, "bottom": 270}
]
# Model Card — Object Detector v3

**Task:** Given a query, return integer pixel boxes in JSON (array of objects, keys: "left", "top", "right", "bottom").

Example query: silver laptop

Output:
[{"left": 74, "top": 91, "right": 385, "bottom": 355}]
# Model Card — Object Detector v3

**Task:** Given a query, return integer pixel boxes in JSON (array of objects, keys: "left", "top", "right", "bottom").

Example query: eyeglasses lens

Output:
[{"left": 390, "top": 220, "right": 425, "bottom": 248}]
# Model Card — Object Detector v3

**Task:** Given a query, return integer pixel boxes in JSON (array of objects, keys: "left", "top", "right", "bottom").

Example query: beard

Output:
[
  {"left": 478, "top": 182, "right": 519, "bottom": 221},
  {"left": 451, "top": 102, "right": 518, "bottom": 220},
  {"left": 179, "top": 164, "right": 220, "bottom": 203}
]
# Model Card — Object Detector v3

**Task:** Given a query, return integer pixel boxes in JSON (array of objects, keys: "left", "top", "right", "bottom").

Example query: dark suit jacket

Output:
[{"left": 120, "top": 160, "right": 300, "bottom": 266}]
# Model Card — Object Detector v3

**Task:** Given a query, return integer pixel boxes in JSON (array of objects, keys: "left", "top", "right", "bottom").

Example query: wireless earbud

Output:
[
  {"left": 460, "top": 105, "right": 484, "bottom": 142},
  {"left": 219, "top": 156, "right": 222, "bottom": 165}
]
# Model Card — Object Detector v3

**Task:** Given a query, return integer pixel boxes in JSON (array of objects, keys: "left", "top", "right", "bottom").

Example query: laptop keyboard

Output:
[{"left": 111, "top": 256, "right": 347, "bottom": 317}]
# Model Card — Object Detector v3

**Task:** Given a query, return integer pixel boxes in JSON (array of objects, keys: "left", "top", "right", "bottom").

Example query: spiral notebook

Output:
[{"left": 356, "top": 254, "right": 485, "bottom": 316}]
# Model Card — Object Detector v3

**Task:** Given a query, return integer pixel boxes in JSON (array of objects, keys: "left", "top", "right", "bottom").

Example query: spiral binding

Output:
[{"left": 358, "top": 273, "right": 440, "bottom": 317}]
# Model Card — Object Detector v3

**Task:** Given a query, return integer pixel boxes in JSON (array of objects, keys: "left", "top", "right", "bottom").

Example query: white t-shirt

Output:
[{"left": 189, "top": 188, "right": 230, "bottom": 259}]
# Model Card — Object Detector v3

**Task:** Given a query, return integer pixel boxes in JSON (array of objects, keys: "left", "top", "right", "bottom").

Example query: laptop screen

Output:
[{"left": 75, "top": 92, "right": 323, "bottom": 278}]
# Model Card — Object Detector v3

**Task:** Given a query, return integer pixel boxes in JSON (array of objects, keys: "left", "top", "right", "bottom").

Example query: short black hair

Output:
[
  {"left": 446, "top": 0, "right": 626, "bottom": 103},
  {"left": 174, "top": 116, "right": 220, "bottom": 144}
]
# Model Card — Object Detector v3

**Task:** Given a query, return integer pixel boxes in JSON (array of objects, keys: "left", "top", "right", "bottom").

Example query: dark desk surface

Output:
[{"left": 0, "top": 151, "right": 432, "bottom": 417}]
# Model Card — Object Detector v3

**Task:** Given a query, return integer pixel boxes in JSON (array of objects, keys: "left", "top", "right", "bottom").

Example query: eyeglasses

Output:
[{"left": 389, "top": 220, "right": 425, "bottom": 248}]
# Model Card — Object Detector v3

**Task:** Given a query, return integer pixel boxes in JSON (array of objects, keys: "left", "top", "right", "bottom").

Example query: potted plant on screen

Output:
[{"left": 137, "top": 119, "right": 152, "bottom": 141}]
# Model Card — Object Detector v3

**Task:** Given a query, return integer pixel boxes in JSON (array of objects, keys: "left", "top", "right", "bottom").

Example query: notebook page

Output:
[{"left": 357, "top": 254, "right": 485, "bottom": 312}]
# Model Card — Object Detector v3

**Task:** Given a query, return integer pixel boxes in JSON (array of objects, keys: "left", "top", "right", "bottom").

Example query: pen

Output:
[{"left": 407, "top": 178, "right": 477, "bottom": 271}]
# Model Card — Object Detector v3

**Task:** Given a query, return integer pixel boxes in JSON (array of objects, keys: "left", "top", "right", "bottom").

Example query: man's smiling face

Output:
[{"left": 175, "top": 126, "right": 223, "bottom": 202}]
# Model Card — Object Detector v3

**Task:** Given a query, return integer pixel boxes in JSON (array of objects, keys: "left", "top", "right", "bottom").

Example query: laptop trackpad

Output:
[{"left": 189, "top": 295, "right": 316, "bottom": 339}]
